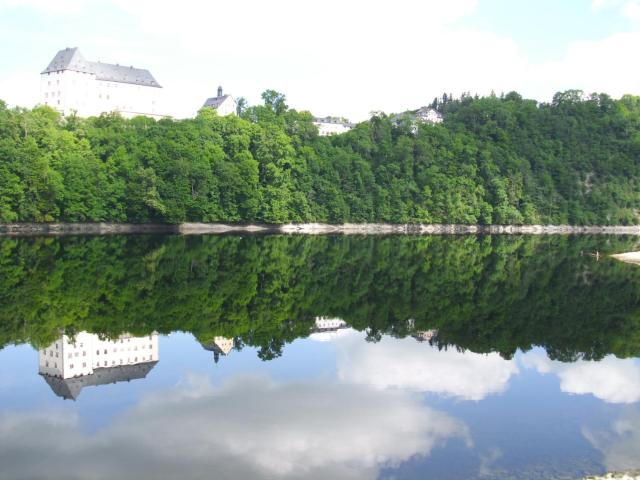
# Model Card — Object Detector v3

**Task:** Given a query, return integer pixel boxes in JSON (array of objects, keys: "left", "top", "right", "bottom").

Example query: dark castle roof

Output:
[
  {"left": 41, "top": 361, "right": 158, "bottom": 400},
  {"left": 203, "top": 95, "right": 232, "bottom": 108},
  {"left": 42, "top": 47, "right": 162, "bottom": 88}
]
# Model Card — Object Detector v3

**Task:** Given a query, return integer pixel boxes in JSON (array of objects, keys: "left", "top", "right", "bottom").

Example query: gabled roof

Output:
[
  {"left": 41, "top": 361, "right": 158, "bottom": 400},
  {"left": 203, "top": 95, "right": 234, "bottom": 108},
  {"left": 42, "top": 47, "right": 162, "bottom": 88}
]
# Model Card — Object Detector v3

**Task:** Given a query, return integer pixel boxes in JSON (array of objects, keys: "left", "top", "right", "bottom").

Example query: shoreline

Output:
[{"left": 1, "top": 222, "right": 640, "bottom": 237}]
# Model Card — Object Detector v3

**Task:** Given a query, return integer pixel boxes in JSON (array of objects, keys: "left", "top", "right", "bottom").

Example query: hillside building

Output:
[
  {"left": 203, "top": 86, "right": 237, "bottom": 116},
  {"left": 40, "top": 47, "right": 164, "bottom": 119},
  {"left": 391, "top": 106, "right": 443, "bottom": 133},
  {"left": 313, "top": 116, "right": 355, "bottom": 136},
  {"left": 415, "top": 106, "right": 443, "bottom": 124},
  {"left": 313, "top": 117, "right": 355, "bottom": 137},
  {"left": 38, "top": 331, "right": 159, "bottom": 400}
]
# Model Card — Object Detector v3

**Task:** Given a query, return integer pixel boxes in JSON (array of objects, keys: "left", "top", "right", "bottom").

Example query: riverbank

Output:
[{"left": 2, "top": 222, "right": 640, "bottom": 236}]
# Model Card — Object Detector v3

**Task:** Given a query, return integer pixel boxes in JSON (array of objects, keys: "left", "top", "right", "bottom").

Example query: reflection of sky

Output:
[{"left": 0, "top": 330, "right": 639, "bottom": 479}]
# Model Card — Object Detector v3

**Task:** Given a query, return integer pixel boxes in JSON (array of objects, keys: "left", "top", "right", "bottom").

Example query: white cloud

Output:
[
  {"left": 0, "top": 374, "right": 471, "bottom": 479},
  {"left": 583, "top": 409, "right": 640, "bottom": 472},
  {"left": 0, "top": 0, "right": 89, "bottom": 14},
  {"left": 592, "top": 0, "right": 640, "bottom": 20},
  {"left": 522, "top": 353, "right": 640, "bottom": 404},
  {"left": 334, "top": 332, "right": 519, "bottom": 401}
]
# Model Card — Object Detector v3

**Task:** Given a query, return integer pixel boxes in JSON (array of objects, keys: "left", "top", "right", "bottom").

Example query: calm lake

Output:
[{"left": 1, "top": 234, "right": 639, "bottom": 479}]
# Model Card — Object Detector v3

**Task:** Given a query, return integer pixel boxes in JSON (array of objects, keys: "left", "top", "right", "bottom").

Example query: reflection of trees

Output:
[{"left": 1, "top": 234, "right": 640, "bottom": 361}]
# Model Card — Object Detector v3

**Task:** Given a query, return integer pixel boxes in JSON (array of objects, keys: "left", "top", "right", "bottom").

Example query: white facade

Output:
[
  {"left": 210, "top": 336, "right": 234, "bottom": 356},
  {"left": 313, "top": 117, "right": 354, "bottom": 136},
  {"left": 202, "top": 86, "right": 237, "bottom": 116},
  {"left": 38, "top": 331, "right": 159, "bottom": 380},
  {"left": 40, "top": 47, "right": 164, "bottom": 119},
  {"left": 415, "top": 107, "right": 443, "bottom": 124},
  {"left": 412, "top": 329, "right": 439, "bottom": 342},
  {"left": 314, "top": 317, "right": 348, "bottom": 331}
]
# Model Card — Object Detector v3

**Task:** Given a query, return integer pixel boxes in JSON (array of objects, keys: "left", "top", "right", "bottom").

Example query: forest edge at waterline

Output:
[
  {"left": 3, "top": 222, "right": 640, "bottom": 236},
  {"left": 2, "top": 90, "right": 640, "bottom": 227}
]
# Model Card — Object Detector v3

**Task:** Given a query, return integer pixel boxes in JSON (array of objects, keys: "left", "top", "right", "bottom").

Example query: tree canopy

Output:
[{"left": 1, "top": 90, "right": 640, "bottom": 225}]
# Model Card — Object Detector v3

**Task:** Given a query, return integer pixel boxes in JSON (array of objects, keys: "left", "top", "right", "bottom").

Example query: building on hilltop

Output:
[
  {"left": 38, "top": 331, "right": 159, "bottom": 400},
  {"left": 391, "top": 106, "right": 443, "bottom": 133},
  {"left": 202, "top": 86, "right": 237, "bottom": 116},
  {"left": 40, "top": 47, "right": 164, "bottom": 119},
  {"left": 415, "top": 106, "right": 443, "bottom": 124},
  {"left": 313, "top": 116, "right": 355, "bottom": 136}
]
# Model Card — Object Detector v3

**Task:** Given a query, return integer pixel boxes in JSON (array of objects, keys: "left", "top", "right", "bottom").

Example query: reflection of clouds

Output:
[
  {"left": 522, "top": 353, "right": 640, "bottom": 404},
  {"left": 0, "top": 374, "right": 469, "bottom": 480},
  {"left": 334, "top": 333, "right": 518, "bottom": 401},
  {"left": 583, "top": 409, "right": 640, "bottom": 471}
]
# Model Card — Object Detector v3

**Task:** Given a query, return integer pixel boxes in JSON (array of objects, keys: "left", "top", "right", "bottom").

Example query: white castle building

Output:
[
  {"left": 38, "top": 331, "right": 159, "bottom": 400},
  {"left": 313, "top": 117, "right": 355, "bottom": 136},
  {"left": 203, "top": 86, "right": 237, "bottom": 116},
  {"left": 40, "top": 47, "right": 164, "bottom": 119}
]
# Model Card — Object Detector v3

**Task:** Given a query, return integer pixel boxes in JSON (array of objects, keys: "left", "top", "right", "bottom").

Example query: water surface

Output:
[{"left": 1, "top": 234, "right": 639, "bottom": 479}]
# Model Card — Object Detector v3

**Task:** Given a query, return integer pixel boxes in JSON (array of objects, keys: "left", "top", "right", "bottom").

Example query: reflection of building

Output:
[
  {"left": 313, "top": 317, "right": 349, "bottom": 332},
  {"left": 38, "top": 332, "right": 159, "bottom": 400},
  {"left": 412, "top": 329, "right": 438, "bottom": 343},
  {"left": 204, "top": 336, "right": 234, "bottom": 363},
  {"left": 309, "top": 317, "right": 352, "bottom": 342},
  {"left": 202, "top": 86, "right": 237, "bottom": 116},
  {"left": 40, "top": 47, "right": 164, "bottom": 118}
]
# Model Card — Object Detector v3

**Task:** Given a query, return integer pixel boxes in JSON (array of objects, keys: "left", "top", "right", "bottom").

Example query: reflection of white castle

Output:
[
  {"left": 309, "top": 317, "right": 352, "bottom": 342},
  {"left": 204, "top": 336, "right": 234, "bottom": 363},
  {"left": 38, "top": 332, "right": 159, "bottom": 400},
  {"left": 412, "top": 329, "right": 439, "bottom": 343},
  {"left": 313, "top": 317, "right": 349, "bottom": 332}
]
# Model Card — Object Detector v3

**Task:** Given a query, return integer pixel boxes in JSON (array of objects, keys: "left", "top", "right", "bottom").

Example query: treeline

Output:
[
  {"left": 1, "top": 89, "right": 640, "bottom": 224},
  {"left": 2, "top": 234, "right": 640, "bottom": 361}
]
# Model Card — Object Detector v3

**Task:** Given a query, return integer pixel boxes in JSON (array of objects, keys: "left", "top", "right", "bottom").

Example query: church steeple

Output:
[{"left": 217, "top": 85, "right": 223, "bottom": 98}]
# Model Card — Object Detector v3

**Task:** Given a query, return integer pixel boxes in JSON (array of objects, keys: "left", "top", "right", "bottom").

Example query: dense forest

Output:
[
  {"left": 1, "top": 89, "right": 640, "bottom": 225},
  {"left": 2, "top": 234, "right": 640, "bottom": 361}
]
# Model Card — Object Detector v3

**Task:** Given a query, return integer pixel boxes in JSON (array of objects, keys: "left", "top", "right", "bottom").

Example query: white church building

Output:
[
  {"left": 38, "top": 331, "right": 159, "bottom": 400},
  {"left": 203, "top": 86, "right": 237, "bottom": 116},
  {"left": 40, "top": 47, "right": 164, "bottom": 119}
]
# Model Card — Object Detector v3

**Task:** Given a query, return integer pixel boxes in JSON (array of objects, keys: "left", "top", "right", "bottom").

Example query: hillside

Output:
[{"left": 1, "top": 90, "right": 639, "bottom": 225}]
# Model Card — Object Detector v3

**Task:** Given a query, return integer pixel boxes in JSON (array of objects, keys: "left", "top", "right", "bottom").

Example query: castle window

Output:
[
  {"left": 82, "top": 362, "right": 86, "bottom": 368},
  {"left": 70, "top": 364, "right": 74, "bottom": 369},
  {"left": 96, "top": 350, "right": 100, "bottom": 355}
]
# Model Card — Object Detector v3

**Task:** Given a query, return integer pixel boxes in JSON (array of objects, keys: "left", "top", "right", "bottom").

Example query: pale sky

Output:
[{"left": 0, "top": 0, "right": 639, "bottom": 120}]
